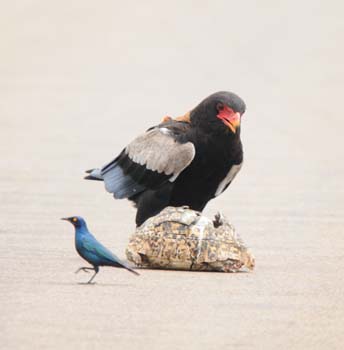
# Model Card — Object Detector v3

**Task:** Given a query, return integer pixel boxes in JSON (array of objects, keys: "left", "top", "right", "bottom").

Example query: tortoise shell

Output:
[{"left": 126, "top": 206, "right": 255, "bottom": 272}]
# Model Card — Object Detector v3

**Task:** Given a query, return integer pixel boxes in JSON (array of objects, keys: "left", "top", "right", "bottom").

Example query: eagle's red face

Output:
[
  {"left": 216, "top": 103, "right": 241, "bottom": 134},
  {"left": 161, "top": 91, "right": 246, "bottom": 135}
]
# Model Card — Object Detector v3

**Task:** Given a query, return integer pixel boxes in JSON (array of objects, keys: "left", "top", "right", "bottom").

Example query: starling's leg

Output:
[
  {"left": 75, "top": 267, "right": 94, "bottom": 274},
  {"left": 87, "top": 266, "right": 99, "bottom": 284}
]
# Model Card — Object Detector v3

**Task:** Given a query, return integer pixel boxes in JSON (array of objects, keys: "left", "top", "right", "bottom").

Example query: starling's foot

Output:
[
  {"left": 87, "top": 271, "right": 98, "bottom": 284},
  {"left": 75, "top": 267, "right": 94, "bottom": 274},
  {"left": 77, "top": 281, "right": 96, "bottom": 285}
]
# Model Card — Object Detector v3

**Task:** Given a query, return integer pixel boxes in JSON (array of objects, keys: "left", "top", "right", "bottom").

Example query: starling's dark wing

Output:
[
  {"left": 87, "top": 123, "right": 195, "bottom": 199},
  {"left": 81, "top": 235, "right": 139, "bottom": 275}
]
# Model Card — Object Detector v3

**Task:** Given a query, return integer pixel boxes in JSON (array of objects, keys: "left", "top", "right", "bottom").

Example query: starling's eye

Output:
[
  {"left": 216, "top": 103, "right": 224, "bottom": 112},
  {"left": 72, "top": 217, "right": 78, "bottom": 222}
]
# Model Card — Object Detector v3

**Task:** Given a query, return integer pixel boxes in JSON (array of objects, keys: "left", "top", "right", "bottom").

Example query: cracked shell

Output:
[{"left": 126, "top": 206, "right": 255, "bottom": 272}]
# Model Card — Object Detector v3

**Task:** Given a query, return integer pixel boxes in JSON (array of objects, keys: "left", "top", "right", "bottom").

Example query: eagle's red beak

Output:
[{"left": 217, "top": 106, "right": 241, "bottom": 133}]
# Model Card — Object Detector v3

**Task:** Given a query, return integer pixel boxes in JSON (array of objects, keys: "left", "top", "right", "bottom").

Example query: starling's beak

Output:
[
  {"left": 61, "top": 217, "right": 71, "bottom": 222},
  {"left": 217, "top": 106, "right": 241, "bottom": 133}
]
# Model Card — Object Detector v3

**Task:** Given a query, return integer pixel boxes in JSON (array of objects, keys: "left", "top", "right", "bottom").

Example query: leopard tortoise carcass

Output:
[{"left": 126, "top": 206, "right": 254, "bottom": 272}]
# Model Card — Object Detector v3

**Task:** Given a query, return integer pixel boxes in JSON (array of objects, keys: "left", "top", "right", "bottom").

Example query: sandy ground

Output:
[{"left": 1, "top": 1, "right": 344, "bottom": 349}]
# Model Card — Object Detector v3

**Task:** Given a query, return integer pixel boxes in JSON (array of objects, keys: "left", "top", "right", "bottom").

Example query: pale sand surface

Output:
[{"left": 1, "top": 1, "right": 344, "bottom": 349}]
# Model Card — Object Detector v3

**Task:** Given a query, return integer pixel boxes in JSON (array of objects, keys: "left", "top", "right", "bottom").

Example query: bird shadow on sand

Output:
[
  {"left": 77, "top": 282, "right": 131, "bottom": 287},
  {"left": 46, "top": 281, "right": 131, "bottom": 287}
]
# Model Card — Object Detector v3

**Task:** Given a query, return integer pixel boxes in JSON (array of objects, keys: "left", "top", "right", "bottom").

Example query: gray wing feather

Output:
[
  {"left": 86, "top": 127, "right": 195, "bottom": 199},
  {"left": 126, "top": 128, "right": 195, "bottom": 178}
]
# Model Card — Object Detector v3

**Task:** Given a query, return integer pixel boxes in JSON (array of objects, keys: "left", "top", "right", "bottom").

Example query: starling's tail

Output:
[
  {"left": 126, "top": 266, "right": 140, "bottom": 276},
  {"left": 84, "top": 168, "right": 103, "bottom": 181},
  {"left": 114, "top": 261, "right": 140, "bottom": 276}
]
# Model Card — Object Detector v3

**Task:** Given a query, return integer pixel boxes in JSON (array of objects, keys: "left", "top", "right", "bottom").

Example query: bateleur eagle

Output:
[{"left": 85, "top": 91, "right": 246, "bottom": 226}]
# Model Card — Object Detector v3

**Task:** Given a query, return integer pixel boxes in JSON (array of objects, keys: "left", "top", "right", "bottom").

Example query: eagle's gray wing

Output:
[{"left": 86, "top": 123, "right": 195, "bottom": 199}]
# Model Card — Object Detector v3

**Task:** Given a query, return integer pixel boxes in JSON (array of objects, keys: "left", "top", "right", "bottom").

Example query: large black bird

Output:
[{"left": 85, "top": 91, "right": 246, "bottom": 226}]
